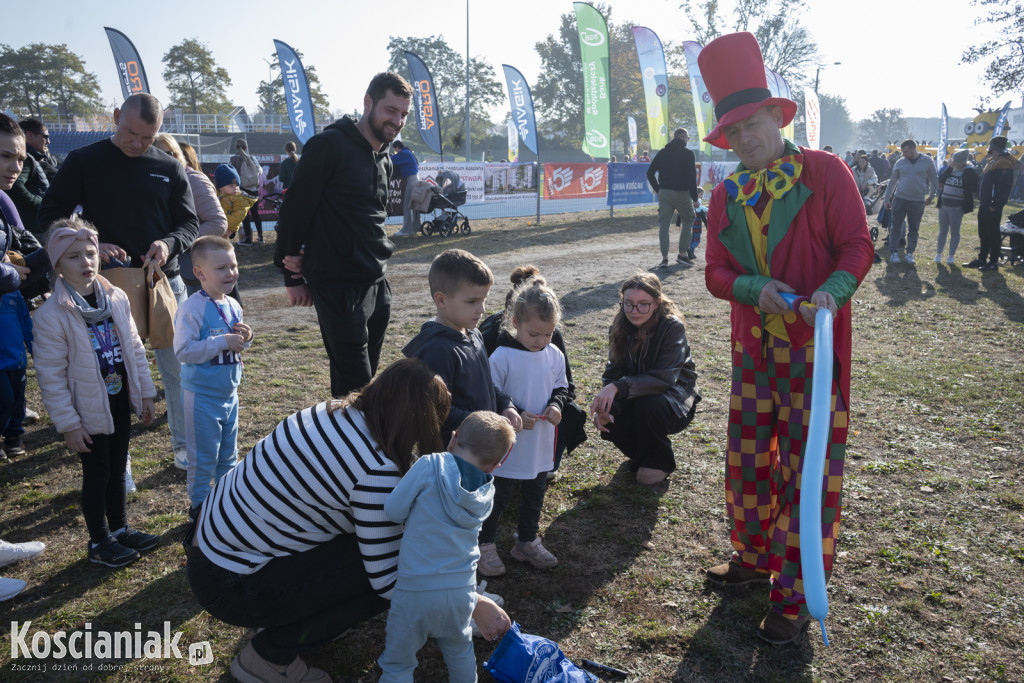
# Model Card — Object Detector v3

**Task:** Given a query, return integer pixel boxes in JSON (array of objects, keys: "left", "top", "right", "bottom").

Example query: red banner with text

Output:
[{"left": 543, "top": 163, "right": 608, "bottom": 200}]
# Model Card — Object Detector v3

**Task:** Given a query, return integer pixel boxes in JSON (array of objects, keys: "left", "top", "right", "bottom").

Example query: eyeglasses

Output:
[{"left": 621, "top": 301, "right": 653, "bottom": 313}]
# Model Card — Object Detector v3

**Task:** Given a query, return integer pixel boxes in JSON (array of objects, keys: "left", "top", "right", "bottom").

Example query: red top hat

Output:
[{"left": 697, "top": 32, "right": 797, "bottom": 150}]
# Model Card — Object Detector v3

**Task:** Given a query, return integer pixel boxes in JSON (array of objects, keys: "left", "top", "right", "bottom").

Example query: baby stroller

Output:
[
  {"left": 421, "top": 170, "right": 471, "bottom": 237},
  {"left": 868, "top": 180, "right": 900, "bottom": 262}
]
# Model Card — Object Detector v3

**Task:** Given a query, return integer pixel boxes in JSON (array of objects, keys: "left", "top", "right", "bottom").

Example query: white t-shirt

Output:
[{"left": 489, "top": 343, "right": 568, "bottom": 479}]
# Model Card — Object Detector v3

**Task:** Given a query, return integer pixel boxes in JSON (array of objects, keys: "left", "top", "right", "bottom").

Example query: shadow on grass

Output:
[
  {"left": 509, "top": 460, "right": 665, "bottom": 642},
  {"left": 675, "top": 588, "right": 816, "bottom": 682},
  {"left": 9, "top": 522, "right": 199, "bottom": 634},
  {"left": 873, "top": 262, "right": 936, "bottom": 307},
  {"left": 935, "top": 263, "right": 1024, "bottom": 324}
]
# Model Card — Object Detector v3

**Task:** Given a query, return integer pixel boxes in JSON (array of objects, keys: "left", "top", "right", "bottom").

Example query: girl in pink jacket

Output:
[{"left": 33, "top": 219, "right": 160, "bottom": 568}]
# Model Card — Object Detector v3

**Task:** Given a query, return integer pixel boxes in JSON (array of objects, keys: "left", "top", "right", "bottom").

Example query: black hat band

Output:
[{"left": 714, "top": 87, "right": 772, "bottom": 120}]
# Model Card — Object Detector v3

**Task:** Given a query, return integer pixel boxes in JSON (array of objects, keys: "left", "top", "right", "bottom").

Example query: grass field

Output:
[{"left": 1, "top": 204, "right": 1022, "bottom": 681}]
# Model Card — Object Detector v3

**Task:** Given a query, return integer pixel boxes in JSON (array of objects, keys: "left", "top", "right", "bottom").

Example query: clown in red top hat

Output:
[{"left": 699, "top": 31, "right": 875, "bottom": 646}]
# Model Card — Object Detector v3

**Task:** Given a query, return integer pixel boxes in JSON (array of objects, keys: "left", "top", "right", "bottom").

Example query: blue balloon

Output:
[{"left": 778, "top": 292, "right": 832, "bottom": 646}]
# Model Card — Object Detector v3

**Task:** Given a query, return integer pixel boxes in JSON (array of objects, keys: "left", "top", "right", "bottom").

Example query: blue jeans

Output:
[
  {"left": 889, "top": 197, "right": 925, "bottom": 257},
  {"left": 184, "top": 390, "right": 238, "bottom": 508},
  {"left": 153, "top": 275, "right": 187, "bottom": 454}
]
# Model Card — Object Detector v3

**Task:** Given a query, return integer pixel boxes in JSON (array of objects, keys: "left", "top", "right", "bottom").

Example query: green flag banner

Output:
[{"left": 574, "top": 2, "right": 611, "bottom": 158}]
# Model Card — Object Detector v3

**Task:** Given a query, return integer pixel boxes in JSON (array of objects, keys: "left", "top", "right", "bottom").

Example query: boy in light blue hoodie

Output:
[{"left": 378, "top": 411, "right": 516, "bottom": 683}]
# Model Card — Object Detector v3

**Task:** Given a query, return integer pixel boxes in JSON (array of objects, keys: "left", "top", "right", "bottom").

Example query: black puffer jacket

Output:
[{"left": 601, "top": 315, "right": 701, "bottom": 418}]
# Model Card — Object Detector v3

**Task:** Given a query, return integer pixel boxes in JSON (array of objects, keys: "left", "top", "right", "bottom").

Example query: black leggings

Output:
[
  {"left": 78, "top": 390, "right": 131, "bottom": 544},
  {"left": 479, "top": 473, "right": 548, "bottom": 544},
  {"left": 600, "top": 395, "right": 695, "bottom": 474},
  {"left": 186, "top": 531, "right": 388, "bottom": 666}
]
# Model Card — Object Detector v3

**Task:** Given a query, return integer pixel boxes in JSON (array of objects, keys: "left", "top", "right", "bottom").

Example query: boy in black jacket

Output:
[{"left": 402, "top": 249, "right": 522, "bottom": 441}]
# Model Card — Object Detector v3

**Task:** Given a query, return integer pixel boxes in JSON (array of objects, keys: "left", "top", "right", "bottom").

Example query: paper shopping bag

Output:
[
  {"left": 146, "top": 261, "right": 178, "bottom": 349},
  {"left": 101, "top": 264, "right": 149, "bottom": 339}
]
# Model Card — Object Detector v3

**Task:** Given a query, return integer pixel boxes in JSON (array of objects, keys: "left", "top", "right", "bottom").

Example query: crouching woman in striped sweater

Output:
[{"left": 185, "top": 358, "right": 512, "bottom": 683}]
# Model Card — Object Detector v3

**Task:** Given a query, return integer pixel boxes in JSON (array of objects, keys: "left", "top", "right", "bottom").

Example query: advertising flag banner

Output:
[
  {"left": 993, "top": 100, "right": 1012, "bottom": 137},
  {"left": 682, "top": 41, "right": 713, "bottom": 158},
  {"left": 103, "top": 27, "right": 149, "bottom": 100},
  {"left": 607, "top": 163, "right": 655, "bottom": 205},
  {"left": 273, "top": 40, "right": 317, "bottom": 144},
  {"left": 502, "top": 64, "right": 539, "bottom": 155},
  {"left": 404, "top": 51, "right": 443, "bottom": 155},
  {"left": 543, "top": 162, "right": 608, "bottom": 199},
  {"left": 627, "top": 116, "right": 638, "bottom": 158},
  {"left": 937, "top": 103, "right": 949, "bottom": 168},
  {"left": 804, "top": 88, "right": 820, "bottom": 150},
  {"left": 631, "top": 26, "right": 670, "bottom": 150},
  {"left": 507, "top": 119, "right": 519, "bottom": 162},
  {"left": 573, "top": 2, "right": 611, "bottom": 158}
]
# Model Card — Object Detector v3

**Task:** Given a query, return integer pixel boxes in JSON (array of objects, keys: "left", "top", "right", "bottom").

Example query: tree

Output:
[
  {"left": 0, "top": 43, "right": 104, "bottom": 119},
  {"left": 255, "top": 50, "right": 331, "bottom": 120},
  {"left": 162, "top": 39, "right": 232, "bottom": 115},
  {"left": 818, "top": 93, "right": 856, "bottom": 152},
  {"left": 47, "top": 45, "right": 104, "bottom": 117},
  {"left": 680, "top": 0, "right": 818, "bottom": 87},
  {"left": 386, "top": 35, "right": 504, "bottom": 157},
  {"left": 961, "top": 0, "right": 1024, "bottom": 99},
  {"left": 858, "top": 108, "right": 911, "bottom": 150}
]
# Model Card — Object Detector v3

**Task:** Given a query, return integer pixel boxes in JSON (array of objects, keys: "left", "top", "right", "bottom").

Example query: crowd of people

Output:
[{"left": 0, "top": 28, "right": 1020, "bottom": 681}]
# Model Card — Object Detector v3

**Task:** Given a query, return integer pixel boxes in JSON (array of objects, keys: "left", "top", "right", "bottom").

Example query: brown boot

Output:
[
  {"left": 705, "top": 560, "right": 771, "bottom": 587},
  {"left": 757, "top": 610, "right": 810, "bottom": 645}
]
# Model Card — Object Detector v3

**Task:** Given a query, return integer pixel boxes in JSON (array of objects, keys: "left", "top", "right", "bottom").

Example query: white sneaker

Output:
[
  {"left": 477, "top": 580, "right": 505, "bottom": 607},
  {"left": 905, "top": 253, "right": 916, "bottom": 264},
  {"left": 125, "top": 456, "right": 136, "bottom": 495},
  {"left": 174, "top": 449, "right": 188, "bottom": 471},
  {"left": 0, "top": 539, "right": 45, "bottom": 568},
  {"left": 934, "top": 254, "right": 943, "bottom": 263},
  {"left": 890, "top": 253, "right": 901, "bottom": 263},
  {"left": 0, "top": 577, "right": 27, "bottom": 601},
  {"left": 23, "top": 408, "right": 39, "bottom": 425}
]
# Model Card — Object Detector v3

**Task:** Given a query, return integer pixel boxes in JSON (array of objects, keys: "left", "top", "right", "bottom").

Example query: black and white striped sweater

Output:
[{"left": 195, "top": 403, "right": 403, "bottom": 599}]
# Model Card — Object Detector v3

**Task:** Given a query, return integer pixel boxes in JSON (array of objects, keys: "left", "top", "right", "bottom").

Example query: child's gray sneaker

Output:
[
  {"left": 477, "top": 542, "right": 506, "bottom": 577},
  {"left": 511, "top": 536, "right": 558, "bottom": 569}
]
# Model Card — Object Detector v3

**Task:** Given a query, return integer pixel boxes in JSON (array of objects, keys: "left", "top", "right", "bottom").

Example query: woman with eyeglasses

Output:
[{"left": 589, "top": 272, "right": 700, "bottom": 485}]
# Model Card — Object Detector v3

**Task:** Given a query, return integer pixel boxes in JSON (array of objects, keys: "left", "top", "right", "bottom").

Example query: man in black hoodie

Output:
[
  {"left": 275, "top": 72, "right": 413, "bottom": 397},
  {"left": 646, "top": 128, "right": 699, "bottom": 267}
]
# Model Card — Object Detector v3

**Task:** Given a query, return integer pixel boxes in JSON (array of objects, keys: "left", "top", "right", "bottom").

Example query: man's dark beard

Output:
[{"left": 368, "top": 104, "right": 400, "bottom": 145}]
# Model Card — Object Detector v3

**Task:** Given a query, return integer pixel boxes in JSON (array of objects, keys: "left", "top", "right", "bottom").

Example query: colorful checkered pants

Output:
[{"left": 726, "top": 334, "right": 848, "bottom": 618}]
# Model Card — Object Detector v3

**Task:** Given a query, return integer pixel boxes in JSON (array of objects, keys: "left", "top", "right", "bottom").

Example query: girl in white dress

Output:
[{"left": 477, "top": 277, "right": 568, "bottom": 575}]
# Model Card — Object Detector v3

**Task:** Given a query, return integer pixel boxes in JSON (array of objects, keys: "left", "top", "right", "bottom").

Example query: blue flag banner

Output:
[
  {"left": 405, "top": 51, "right": 443, "bottom": 156},
  {"left": 607, "top": 162, "right": 655, "bottom": 206},
  {"left": 937, "top": 103, "right": 948, "bottom": 169},
  {"left": 103, "top": 27, "right": 149, "bottom": 100},
  {"left": 273, "top": 40, "right": 316, "bottom": 144},
  {"left": 502, "top": 65, "right": 539, "bottom": 155},
  {"left": 994, "top": 100, "right": 1012, "bottom": 137}
]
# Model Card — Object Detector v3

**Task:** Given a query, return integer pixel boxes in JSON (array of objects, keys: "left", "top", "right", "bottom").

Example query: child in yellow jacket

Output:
[{"left": 214, "top": 165, "right": 258, "bottom": 242}]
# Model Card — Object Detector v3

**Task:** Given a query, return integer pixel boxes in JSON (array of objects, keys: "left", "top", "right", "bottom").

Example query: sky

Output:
[{"left": 3, "top": 0, "right": 1014, "bottom": 124}]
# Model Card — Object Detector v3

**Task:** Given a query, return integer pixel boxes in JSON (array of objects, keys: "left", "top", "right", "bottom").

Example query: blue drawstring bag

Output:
[{"left": 484, "top": 622, "right": 597, "bottom": 683}]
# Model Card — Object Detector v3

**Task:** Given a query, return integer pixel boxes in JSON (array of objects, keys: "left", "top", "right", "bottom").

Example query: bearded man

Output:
[
  {"left": 275, "top": 72, "right": 413, "bottom": 397},
  {"left": 698, "top": 33, "right": 874, "bottom": 645}
]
